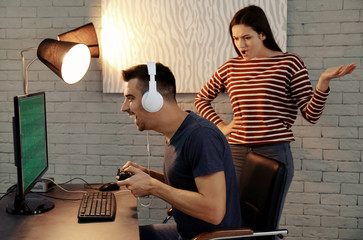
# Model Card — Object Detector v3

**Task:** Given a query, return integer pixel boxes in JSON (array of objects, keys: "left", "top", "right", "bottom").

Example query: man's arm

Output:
[
  {"left": 148, "top": 169, "right": 165, "bottom": 183},
  {"left": 118, "top": 166, "right": 227, "bottom": 225},
  {"left": 154, "top": 171, "right": 227, "bottom": 225}
]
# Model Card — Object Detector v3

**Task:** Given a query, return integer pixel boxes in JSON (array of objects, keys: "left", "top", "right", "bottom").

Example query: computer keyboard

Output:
[{"left": 77, "top": 192, "right": 116, "bottom": 222}]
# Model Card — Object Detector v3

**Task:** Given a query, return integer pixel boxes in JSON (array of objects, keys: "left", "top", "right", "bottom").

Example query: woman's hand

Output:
[
  {"left": 317, "top": 62, "right": 356, "bottom": 92},
  {"left": 217, "top": 122, "right": 233, "bottom": 136},
  {"left": 217, "top": 117, "right": 242, "bottom": 136}
]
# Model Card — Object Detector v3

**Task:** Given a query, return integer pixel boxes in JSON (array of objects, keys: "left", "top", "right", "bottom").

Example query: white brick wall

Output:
[{"left": 0, "top": 0, "right": 362, "bottom": 239}]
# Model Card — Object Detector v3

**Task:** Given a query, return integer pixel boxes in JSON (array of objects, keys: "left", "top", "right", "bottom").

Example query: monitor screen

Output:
[
  {"left": 18, "top": 92, "right": 48, "bottom": 192},
  {"left": 7, "top": 91, "right": 54, "bottom": 215}
]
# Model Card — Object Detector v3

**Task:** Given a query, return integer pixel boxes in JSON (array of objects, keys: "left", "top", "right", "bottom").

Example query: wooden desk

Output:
[{"left": 0, "top": 184, "right": 139, "bottom": 240}]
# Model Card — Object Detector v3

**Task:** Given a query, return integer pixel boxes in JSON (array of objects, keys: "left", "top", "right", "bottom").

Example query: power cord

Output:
[
  {"left": 42, "top": 177, "right": 88, "bottom": 195},
  {"left": 36, "top": 177, "right": 129, "bottom": 200},
  {"left": 137, "top": 130, "right": 154, "bottom": 208},
  {"left": 1, "top": 176, "right": 130, "bottom": 202},
  {"left": 0, "top": 184, "right": 17, "bottom": 201}
]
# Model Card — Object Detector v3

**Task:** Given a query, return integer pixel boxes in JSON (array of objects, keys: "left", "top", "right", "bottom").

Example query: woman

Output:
[{"left": 194, "top": 5, "right": 356, "bottom": 227}]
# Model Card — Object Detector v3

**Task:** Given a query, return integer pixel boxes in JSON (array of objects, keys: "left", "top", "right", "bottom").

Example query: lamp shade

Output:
[
  {"left": 57, "top": 23, "right": 99, "bottom": 58},
  {"left": 37, "top": 38, "right": 91, "bottom": 84}
]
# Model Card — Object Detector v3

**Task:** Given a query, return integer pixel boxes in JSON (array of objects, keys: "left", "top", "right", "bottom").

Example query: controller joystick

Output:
[{"left": 116, "top": 168, "right": 132, "bottom": 180}]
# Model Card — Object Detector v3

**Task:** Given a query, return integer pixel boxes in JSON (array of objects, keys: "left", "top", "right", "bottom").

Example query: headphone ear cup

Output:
[{"left": 142, "top": 90, "right": 164, "bottom": 112}]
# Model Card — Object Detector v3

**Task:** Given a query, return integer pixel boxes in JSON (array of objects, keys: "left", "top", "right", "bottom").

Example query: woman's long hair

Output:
[{"left": 229, "top": 5, "right": 282, "bottom": 57}]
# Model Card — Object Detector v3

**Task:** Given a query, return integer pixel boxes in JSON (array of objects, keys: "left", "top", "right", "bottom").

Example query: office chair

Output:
[{"left": 163, "top": 151, "right": 288, "bottom": 240}]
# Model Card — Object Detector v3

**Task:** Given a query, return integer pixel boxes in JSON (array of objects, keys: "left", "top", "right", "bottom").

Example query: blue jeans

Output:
[{"left": 229, "top": 142, "right": 294, "bottom": 229}]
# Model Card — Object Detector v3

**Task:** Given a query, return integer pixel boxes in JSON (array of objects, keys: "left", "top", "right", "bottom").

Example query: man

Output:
[{"left": 118, "top": 62, "right": 242, "bottom": 240}]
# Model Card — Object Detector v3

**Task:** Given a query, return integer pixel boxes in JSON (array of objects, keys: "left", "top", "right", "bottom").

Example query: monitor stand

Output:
[{"left": 6, "top": 195, "right": 54, "bottom": 215}]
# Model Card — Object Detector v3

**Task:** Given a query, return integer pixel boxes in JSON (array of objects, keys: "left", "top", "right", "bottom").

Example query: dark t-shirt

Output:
[{"left": 164, "top": 112, "right": 242, "bottom": 239}]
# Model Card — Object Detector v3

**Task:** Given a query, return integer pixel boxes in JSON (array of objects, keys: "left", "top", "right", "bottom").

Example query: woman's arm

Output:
[
  {"left": 195, "top": 71, "right": 226, "bottom": 126},
  {"left": 290, "top": 59, "right": 356, "bottom": 124},
  {"left": 217, "top": 118, "right": 240, "bottom": 136}
]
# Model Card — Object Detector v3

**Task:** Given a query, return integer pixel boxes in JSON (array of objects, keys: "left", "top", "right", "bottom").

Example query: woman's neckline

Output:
[{"left": 240, "top": 52, "right": 287, "bottom": 61}]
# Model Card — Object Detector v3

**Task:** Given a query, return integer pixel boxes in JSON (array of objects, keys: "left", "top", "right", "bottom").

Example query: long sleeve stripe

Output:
[{"left": 194, "top": 53, "right": 329, "bottom": 145}]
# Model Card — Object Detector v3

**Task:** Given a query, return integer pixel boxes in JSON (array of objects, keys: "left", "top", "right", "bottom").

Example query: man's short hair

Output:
[{"left": 122, "top": 63, "right": 177, "bottom": 102}]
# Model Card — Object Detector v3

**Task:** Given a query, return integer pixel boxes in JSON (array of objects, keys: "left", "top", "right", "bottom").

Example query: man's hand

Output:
[
  {"left": 118, "top": 161, "right": 165, "bottom": 183},
  {"left": 117, "top": 165, "right": 155, "bottom": 197},
  {"left": 120, "top": 161, "right": 149, "bottom": 174}
]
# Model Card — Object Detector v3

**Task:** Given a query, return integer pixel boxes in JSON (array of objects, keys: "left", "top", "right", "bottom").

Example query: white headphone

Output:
[{"left": 141, "top": 61, "right": 164, "bottom": 112}]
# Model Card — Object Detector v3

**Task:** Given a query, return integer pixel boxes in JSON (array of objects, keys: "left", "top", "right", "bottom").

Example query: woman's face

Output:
[{"left": 231, "top": 24, "right": 266, "bottom": 60}]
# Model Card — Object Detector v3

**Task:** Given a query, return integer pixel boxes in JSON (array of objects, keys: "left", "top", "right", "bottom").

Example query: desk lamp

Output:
[
  {"left": 21, "top": 23, "right": 99, "bottom": 94},
  {"left": 57, "top": 22, "right": 99, "bottom": 58}
]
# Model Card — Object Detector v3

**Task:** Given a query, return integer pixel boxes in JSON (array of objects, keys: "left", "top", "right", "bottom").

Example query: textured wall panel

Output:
[{"left": 102, "top": 0, "right": 287, "bottom": 93}]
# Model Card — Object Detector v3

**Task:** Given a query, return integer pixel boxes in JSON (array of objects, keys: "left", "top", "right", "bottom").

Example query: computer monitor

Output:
[{"left": 6, "top": 91, "right": 54, "bottom": 215}]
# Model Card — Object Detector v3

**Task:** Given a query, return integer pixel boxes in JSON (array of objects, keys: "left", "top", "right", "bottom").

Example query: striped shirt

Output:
[{"left": 194, "top": 53, "right": 329, "bottom": 145}]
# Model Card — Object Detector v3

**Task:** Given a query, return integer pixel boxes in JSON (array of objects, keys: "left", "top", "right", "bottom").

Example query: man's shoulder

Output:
[
  {"left": 187, "top": 112, "right": 220, "bottom": 132},
  {"left": 185, "top": 112, "right": 226, "bottom": 144}
]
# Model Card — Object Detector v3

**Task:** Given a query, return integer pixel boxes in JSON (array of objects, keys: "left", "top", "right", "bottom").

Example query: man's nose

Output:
[{"left": 121, "top": 100, "right": 128, "bottom": 112}]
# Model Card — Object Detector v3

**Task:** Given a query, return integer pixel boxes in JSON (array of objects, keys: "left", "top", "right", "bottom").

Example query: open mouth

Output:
[
  {"left": 128, "top": 111, "right": 136, "bottom": 119},
  {"left": 241, "top": 50, "right": 247, "bottom": 55}
]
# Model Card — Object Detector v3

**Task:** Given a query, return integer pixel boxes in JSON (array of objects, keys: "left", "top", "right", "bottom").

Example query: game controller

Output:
[{"left": 116, "top": 168, "right": 132, "bottom": 180}]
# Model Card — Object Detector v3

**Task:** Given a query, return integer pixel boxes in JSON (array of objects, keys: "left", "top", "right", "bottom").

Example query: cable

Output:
[
  {"left": 42, "top": 177, "right": 88, "bottom": 195},
  {"left": 2, "top": 177, "right": 128, "bottom": 202},
  {"left": 57, "top": 177, "right": 99, "bottom": 190},
  {"left": 0, "top": 184, "right": 17, "bottom": 201},
  {"left": 37, "top": 177, "right": 129, "bottom": 200},
  {"left": 58, "top": 177, "right": 90, "bottom": 185},
  {"left": 138, "top": 130, "right": 154, "bottom": 208}
]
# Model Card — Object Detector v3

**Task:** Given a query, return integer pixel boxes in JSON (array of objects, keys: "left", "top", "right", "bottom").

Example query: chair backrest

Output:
[{"left": 239, "top": 151, "right": 286, "bottom": 233}]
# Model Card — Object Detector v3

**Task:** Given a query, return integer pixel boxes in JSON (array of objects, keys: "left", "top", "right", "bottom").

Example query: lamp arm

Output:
[{"left": 21, "top": 47, "right": 38, "bottom": 95}]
